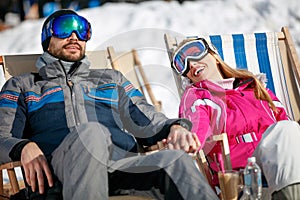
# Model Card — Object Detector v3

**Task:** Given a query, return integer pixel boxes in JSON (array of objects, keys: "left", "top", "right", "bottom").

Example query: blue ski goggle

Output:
[
  {"left": 42, "top": 14, "right": 92, "bottom": 42},
  {"left": 171, "top": 38, "right": 209, "bottom": 76}
]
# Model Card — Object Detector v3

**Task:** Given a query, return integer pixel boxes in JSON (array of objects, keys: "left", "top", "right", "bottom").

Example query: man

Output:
[{"left": 0, "top": 9, "right": 218, "bottom": 200}]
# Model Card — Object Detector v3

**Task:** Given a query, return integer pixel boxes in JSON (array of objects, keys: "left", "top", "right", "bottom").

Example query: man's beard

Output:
[{"left": 58, "top": 42, "right": 85, "bottom": 62}]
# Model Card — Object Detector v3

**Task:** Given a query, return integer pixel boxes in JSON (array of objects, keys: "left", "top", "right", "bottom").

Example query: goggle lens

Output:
[
  {"left": 172, "top": 39, "right": 208, "bottom": 75},
  {"left": 51, "top": 14, "right": 91, "bottom": 41},
  {"left": 42, "top": 14, "right": 92, "bottom": 41}
]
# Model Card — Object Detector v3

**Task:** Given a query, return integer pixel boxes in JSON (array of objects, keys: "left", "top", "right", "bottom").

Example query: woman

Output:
[{"left": 171, "top": 38, "right": 300, "bottom": 199}]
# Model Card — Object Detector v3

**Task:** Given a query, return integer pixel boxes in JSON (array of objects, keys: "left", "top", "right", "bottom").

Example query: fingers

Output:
[
  {"left": 167, "top": 142, "right": 174, "bottom": 150},
  {"left": 36, "top": 157, "right": 47, "bottom": 194},
  {"left": 24, "top": 155, "right": 48, "bottom": 193},
  {"left": 168, "top": 125, "right": 200, "bottom": 153},
  {"left": 23, "top": 164, "right": 31, "bottom": 186},
  {"left": 192, "top": 132, "right": 201, "bottom": 149},
  {"left": 21, "top": 142, "right": 53, "bottom": 194},
  {"left": 29, "top": 162, "right": 38, "bottom": 193},
  {"left": 43, "top": 161, "right": 54, "bottom": 188},
  {"left": 167, "top": 131, "right": 177, "bottom": 144},
  {"left": 186, "top": 133, "right": 201, "bottom": 152}
]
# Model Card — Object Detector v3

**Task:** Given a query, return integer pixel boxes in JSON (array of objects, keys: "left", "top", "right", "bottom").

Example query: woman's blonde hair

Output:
[
  {"left": 173, "top": 38, "right": 276, "bottom": 111},
  {"left": 210, "top": 49, "right": 276, "bottom": 111}
]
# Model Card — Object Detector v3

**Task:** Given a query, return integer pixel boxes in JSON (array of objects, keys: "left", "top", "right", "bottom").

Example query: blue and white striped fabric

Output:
[{"left": 204, "top": 32, "right": 293, "bottom": 119}]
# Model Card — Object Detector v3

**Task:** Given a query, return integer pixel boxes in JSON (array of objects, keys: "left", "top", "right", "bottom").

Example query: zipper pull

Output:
[{"left": 67, "top": 74, "right": 73, "bottom": 87}]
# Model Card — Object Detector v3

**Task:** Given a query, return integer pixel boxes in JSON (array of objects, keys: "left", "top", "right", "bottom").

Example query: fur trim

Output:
[{"left": 255, "top": 73, "right": 267, "bottom": 87}]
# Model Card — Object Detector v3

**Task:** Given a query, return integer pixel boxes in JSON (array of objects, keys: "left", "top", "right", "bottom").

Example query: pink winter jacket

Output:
[{"left": 179, "top": 79, "right": 288, "bottom": 171}]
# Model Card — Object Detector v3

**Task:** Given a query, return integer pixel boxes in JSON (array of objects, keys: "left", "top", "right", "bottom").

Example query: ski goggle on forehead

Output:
[
  {"left": 42, "top": 14, "right": 92, "bottom": 42},
  {"left": 171, "top": 38, "right": 209, "bottom": 76}
]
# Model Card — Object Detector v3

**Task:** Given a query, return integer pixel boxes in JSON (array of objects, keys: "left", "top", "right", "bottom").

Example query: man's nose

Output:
[{"left": 68, "top": 32, "right": 78, "bottom": 40}]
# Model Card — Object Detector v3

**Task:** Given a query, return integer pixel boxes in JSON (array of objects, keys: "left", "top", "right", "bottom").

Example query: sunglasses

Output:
[
  {"left": 42, "top": 14, "right": 92, "bottom": 42},
  {"left": 172, "top": 38, "right": 209, "bottom": 76}
]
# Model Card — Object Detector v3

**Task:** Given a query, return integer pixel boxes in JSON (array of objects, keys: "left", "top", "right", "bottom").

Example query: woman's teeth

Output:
[{"left": 194, "top": 67, "right": 204, "bottom": 75}]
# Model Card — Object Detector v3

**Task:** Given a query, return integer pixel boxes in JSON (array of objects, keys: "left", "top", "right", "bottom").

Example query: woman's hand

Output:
[
  {"left": 21, "top": 142, "right": 54, "bottom": 194},
  {"left": 164, "top": 124, "right": 201, "bottom": 153}
]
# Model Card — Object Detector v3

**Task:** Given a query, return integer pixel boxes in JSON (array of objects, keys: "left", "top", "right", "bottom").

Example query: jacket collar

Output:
[
  {"left": 36, "top": 52, "right": 91, "bottom": 80},
  {"left": 192, "top": 78, "right": 254, "bottom": 93}
]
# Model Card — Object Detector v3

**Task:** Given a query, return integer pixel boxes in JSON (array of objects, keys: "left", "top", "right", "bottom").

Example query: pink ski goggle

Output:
[{"left": 172, "top": 38, "right": 209, "bottom": 76}]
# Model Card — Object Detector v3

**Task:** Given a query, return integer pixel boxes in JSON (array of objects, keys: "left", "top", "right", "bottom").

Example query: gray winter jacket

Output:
[{"left": 0, "top": 54, "right": 190, "bottom": 163}]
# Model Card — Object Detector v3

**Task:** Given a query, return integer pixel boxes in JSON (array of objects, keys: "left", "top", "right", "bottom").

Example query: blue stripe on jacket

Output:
[
  {"left": 25, "top": 86, "right": 64, "bottom": 112},
  {"left": 83, "top": 84, "right": 119, "bottom": 107},
  {"left": 0, "top": 91, "right": 20, "bottom": 108}
]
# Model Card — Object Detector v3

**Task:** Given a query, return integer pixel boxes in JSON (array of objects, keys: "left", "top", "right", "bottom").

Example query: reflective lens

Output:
[
  {"left": 172, "top": 39, "right": 208, "bottom": 76},
  {"left": 42, "top": 14, "right": 92, "bottom": 43},
  {"left": 52, "top": 14, "right": 91, "bottom": 41}
]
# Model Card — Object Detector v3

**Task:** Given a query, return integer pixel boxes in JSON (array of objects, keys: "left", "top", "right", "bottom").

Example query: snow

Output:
[{"left": 0, "top": 0, "right": 300, "bottom": 182}]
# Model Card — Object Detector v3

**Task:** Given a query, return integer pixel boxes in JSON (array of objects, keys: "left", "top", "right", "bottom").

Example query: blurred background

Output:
[
  {"left": 1, "top": 0, "right": 299, "bottom": 54},
  {"left": 0, "top": 0, "right": 179, "bottom": 28}
]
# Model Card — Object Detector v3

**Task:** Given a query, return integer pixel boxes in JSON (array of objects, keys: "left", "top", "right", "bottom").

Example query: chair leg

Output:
[
  {"left": 194, "top": 150, "right": 214, "bottom": 191},
  {"left": 212, "top": 133, "right": 232, "bottom": 170}
]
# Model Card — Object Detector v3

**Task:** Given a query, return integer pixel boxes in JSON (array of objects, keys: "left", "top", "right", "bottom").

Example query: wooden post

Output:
[{"left": 132, "top": 49, "right": 162, "bottom": 112}]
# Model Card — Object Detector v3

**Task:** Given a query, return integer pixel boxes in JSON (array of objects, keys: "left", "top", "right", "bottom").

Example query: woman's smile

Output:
[{"left": 192, "top": 65, "right": 205, "bottom": 76}]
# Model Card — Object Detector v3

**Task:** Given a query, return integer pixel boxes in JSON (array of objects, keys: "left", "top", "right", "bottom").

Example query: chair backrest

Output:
[
  {"left": 106, "top": 47, "right": 162, "bottom": 112},
  {"left": 0, "top": 50, "right": 112, "bottom": 79},
  {"left": 164, "top": 26, "right": 300, "bottom": 123}
]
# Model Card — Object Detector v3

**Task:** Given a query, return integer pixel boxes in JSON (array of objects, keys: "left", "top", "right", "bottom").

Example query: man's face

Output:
[{"left": 47, "top": 32, "right": 86, "bottom": 62}]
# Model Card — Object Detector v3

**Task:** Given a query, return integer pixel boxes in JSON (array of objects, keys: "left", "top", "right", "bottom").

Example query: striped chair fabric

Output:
[{"left": 206, "top": 32, "right": 294, "bottom": 120}]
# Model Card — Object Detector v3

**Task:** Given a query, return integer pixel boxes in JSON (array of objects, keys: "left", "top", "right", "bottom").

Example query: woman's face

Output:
[{"left": 186, "top": 53, "right": 223, "bottom": 83}]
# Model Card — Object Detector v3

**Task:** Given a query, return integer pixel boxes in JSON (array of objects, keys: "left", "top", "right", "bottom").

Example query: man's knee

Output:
[{"left": 272, "top": 183, "right": 300, "bottom": 200}]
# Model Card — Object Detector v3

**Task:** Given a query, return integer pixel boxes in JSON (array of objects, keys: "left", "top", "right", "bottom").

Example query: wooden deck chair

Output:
[
  {"left": 106, "top": 46, "right": 162, "bottom": 112},
  {"left": 0, "top": 50, "right": 159, "bottom": 199},
  {"left": 164, "top": 26, "right": 300, "bottom": 192},
  {"left": 106, "top": 46, "right": 165, "bottom": 154},
  {"left": 0, "top": 161, "right": 23, "bottom": 198}
]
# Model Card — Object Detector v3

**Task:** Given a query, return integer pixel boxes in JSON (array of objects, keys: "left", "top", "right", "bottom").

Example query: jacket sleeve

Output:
[
  {"left": 178, "top": 87, "right": 215, "bottom": 146},
  {"left": 0, "top": 77, "right": 29, "bottom": 164},
  {"left": 115, "top": 71, "right": 191, "bottom": 146},
  {"left": 267, "top": 89, "right": 289, "bottom": 121}
]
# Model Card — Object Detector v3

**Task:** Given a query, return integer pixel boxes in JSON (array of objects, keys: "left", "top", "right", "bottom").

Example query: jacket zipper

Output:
[
  {"left": 66, "top": 73, "right": 80, "bottom": 126},
  {"left": 58, "top": 59, "right": 82, "bottom": 126}
]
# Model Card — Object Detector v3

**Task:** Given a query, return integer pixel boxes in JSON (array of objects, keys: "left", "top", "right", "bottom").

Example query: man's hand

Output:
[
  {"left": 163, "top": 124, "right": 201, "bottom": 153},
  {"left": 21, "top": 142, "right": 53, "bottom": 194}
]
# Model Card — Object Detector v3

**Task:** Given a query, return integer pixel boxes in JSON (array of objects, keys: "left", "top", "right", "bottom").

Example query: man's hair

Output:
[{"left": 41, "top": 9, "right": 78, "bottom": 52}]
